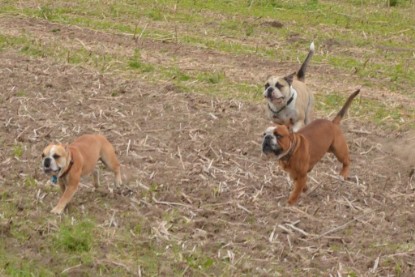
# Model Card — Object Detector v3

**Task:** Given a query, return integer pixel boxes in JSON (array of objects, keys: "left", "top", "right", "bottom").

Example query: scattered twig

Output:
[
  {"left": 371, "top": 256, "right": 380, "bottom": 273},
  {"left": 286, "top": 223, "right": 311, "bottom": 237},
  {"left": 286, "top": 234, "right": 293, "bottom": 251},
  {"left": 152, "top": 196, "right": 193, "bottom": 209},
  {"left": 236, "top": 203, "right": 252, "bottom": 214},
  {"left": 61, "top": 264, "right": 82, "bottom": 274},
  {"left": 278, "top": 224, "right": 293, "bottom": 235},
  {"left": 349, "top": 129, "right": 372, "bottom": 135},
  {"left": 126, "top": 139, "right": 131, "bottom": 156},
  {"left": 314, "top": 215, "right": 367, "bottom": 240}
]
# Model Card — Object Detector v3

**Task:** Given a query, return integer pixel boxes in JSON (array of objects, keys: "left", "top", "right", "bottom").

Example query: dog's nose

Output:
[
  {"left": 44, "top": 157, "right": 51, "bottom": 168},
  {"left": 266, "top": 87, "right": 273, "bottom": 98},
  {"left": 264, "top": 135, "right": 273, "bottom": 141},
  {"left": 262, "top": 135, "right": 273, "bottom": 152}
]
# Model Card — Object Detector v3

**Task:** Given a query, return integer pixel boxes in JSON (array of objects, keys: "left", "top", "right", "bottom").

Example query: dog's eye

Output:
[
  {"left": 275, "top": 134, "right": 282, "bottom": 139},
  {"left": 264, "top": 83, "right": 270, "bottom": 89},
  {"left": 275, "top": 82, "right": 283, "bottom": 89},
  {"left": 53, "top": 154, "right": 60, "bottom": 159}
]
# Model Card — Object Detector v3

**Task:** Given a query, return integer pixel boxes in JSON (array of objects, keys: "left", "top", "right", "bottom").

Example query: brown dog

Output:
[
  {"left": 262, "top": 89, "right": 360, "bottom": 204},
  {"left": 264, "top": 42, "right": 314, "bottom": 132},
  {"left": 41, "top": 134, "right": 122, "bottom": 214}
]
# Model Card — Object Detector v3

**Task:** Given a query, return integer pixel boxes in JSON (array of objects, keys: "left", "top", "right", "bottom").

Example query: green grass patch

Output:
[
  {"left": 185, "top": 253, "right": 215, "bottom": 270},
  {"left": 21, "top": 44, "right": 44, "bottom": 57},
  {"left": 54, "top": 220, "right": 95, "bottom": 252},
  {"left": 166, "top": 67, "right": 191, "bottom": 82},
  {"left": 128, "top": 50, "right": 154, "bottom": 73},
  {"left": 12, "top": 144, "right": 23, "bottom": 158},
  {"left": 197, "top": 71, "right": 225, "bottom": 84},
  {"left": 0, "top": 247, "right": 55, "bottom": 277},
  {"left": 24, "top": 176, "right": 37, "bottom": 187}
]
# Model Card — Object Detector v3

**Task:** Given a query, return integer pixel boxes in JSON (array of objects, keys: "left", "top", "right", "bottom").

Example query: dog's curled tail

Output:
[
  {"left": 332, "top": 89, "right": 360, "bottom": 125},
  {"left": 296, "top": 41, "right": 315, "bottom": 82}
]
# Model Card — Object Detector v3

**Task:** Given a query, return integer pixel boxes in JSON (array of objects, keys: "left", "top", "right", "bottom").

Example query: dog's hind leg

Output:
[
  {"left": 92, "top": 168, "right": 100, "bottom": 188},
  {"left": 288, "top": 175, "right": 307, "bottom": 205},
  {"left": 100, "top": 153, "right": 122, "bottom": 187},
  {"left": 331, "top": 134, "right": 350, "bottom": 179},
  {"left": 304, "top": 95, "right": 314, "bottom": 125}
]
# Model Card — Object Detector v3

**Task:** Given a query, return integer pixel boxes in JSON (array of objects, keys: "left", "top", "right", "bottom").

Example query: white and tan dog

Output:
[
  {"left": 41, "top": 134, "right": 122, "bottom": 214},
  {"left": 264, "top": 42, "right": 314, "bottom": 132}
]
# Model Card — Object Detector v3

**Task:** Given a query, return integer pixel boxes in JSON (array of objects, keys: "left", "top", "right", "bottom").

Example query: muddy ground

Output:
[{"left": 1, "top": 16, "right": 415, "bottom": 276}]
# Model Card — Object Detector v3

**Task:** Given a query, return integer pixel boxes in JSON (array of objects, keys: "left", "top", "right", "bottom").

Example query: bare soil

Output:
[{"left": 1, "top": 16, "right": 415, "bottom": 276}]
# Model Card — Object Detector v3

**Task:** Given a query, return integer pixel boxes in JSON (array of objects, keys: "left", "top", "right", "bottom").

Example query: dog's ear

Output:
[
  {"left": 63, "top": 144, "right": 73, "bottom": 162},
  {"left": 284, "top": 72, "right": 296, "bottom": 86},
  {"left": 63, "top": 144, "right": 70, "bottom": 152}
]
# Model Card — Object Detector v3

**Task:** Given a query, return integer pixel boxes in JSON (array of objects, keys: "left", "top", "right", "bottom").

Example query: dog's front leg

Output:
[
  {"left": 51, "top": 176, "right": 79, "bottom": 214},
  {"left": 291, "top": 121, "right": 304, "bottom": 133},
  {"left": 288, "top": 175, "right": 307, "bottom": 205},
  {"left": 58, "top": 179, "right": 66, "bottom": 193}
]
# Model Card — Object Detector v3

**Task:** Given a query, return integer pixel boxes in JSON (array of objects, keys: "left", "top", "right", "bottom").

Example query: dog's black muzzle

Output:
[
  {"left": 262, "top": 135, "right": 275, "bottom": 153},
  {"left": 262, "top": 143, "right": 274, "bottom": 154},
  {"left": 266, "top": 87, "right": 274, "bottom": 98},
  {"left": 262, "top": 135, "right": 283, "bottom": 156},
  {"left": 43, "top": 158, "right": 60, "bottom": 174},
  {"left": 43, "top": 157, "right": 51, "bottom": 168}
]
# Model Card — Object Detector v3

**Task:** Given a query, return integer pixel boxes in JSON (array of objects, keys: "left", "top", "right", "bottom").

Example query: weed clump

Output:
[{"left": 54, "top": 220, "right": 94, "bottom": 252}]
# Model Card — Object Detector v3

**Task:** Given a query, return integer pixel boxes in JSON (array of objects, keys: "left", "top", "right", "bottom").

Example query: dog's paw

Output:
[
  {"left": 51, "top": 206, "right": 64, "bottom": 214},
  {"left": 287, "top": 197, "right": 298, "bottom": 205},
  {"left": 338, "top": 175, "right": 346, "bottom": 182},
  {"left": 346, "top": 176, "right": 358, "bottom": 183}
]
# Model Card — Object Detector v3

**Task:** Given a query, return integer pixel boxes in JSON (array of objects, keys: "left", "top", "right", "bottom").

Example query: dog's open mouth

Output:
[
  {"left": 274, "top": 98, "right": 284, "bottom": 104},
  {"left": 268, "top": 96, "right": 284, "bottom": 104},
  {"left": 262, "top": 145, "right": 284, "bottom": 157},
  {"left": 43, "top": 168, "right": 60, "bottom": 174}
]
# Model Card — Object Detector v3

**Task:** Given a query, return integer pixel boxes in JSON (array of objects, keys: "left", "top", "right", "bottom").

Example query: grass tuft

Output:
[
  {"left": 24, "top": 176, "right": 37, "bottom": 187},
  {"left": 12, "top": 144, "right": 23, "bottom": 158},
  {"left": 128, "top": 50, "right": 154, "bottom": 73},
  {"left": 54, "top": 220, "right": 95, "bottom": 252},
  {"left": 197, "top": 71, "right": 225, "bottom": 84}
]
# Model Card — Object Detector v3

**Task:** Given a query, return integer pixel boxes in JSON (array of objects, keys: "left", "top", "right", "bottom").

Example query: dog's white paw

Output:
[{"left": 51, "top": 206, "right": 64, "bottom": 214}]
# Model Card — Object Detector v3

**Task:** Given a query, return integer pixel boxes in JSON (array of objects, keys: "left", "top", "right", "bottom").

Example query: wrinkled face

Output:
[
  {"left": 41, "top": 144, "right": 68, "bottom": 175},
  {"left": 263, "top": 73, "right": 294, "bottom": 107},
  {"left": 262, "top": 125, "right": 292, "bottom": 157}
]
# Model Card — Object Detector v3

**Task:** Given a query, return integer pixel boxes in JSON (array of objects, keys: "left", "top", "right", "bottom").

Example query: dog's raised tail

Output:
[
  {"left": 296, "top": 41, "right": 315, "bottom": 82},
  {"left": 332, "top": 89, "right": 360, "bottom": 125}
]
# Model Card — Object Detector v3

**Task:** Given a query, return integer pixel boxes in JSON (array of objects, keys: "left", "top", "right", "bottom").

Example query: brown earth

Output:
[{"left": 0, "top": 16, "right": 415, "bottom": 276}]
